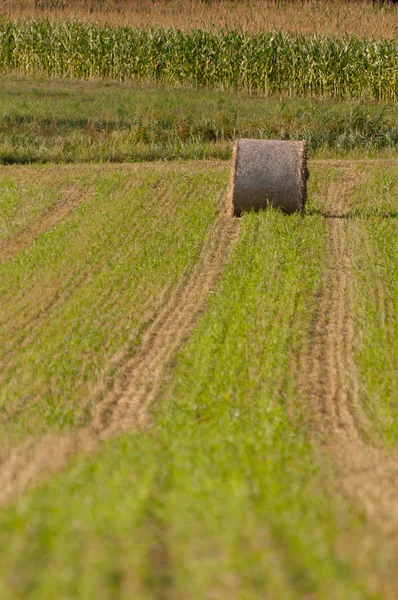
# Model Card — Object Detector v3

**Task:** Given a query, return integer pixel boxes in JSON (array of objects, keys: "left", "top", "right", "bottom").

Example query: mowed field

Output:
[
  {"left": 1, "top": 158, "right": 398, "bottom": 597},
  {"left": 1, "top": 1, "right": 398, "bottom": 598}
]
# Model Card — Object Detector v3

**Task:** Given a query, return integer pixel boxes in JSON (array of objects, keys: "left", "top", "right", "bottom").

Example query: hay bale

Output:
[{"left": 229, "top": 139, "right": 308, "bottom": 216}]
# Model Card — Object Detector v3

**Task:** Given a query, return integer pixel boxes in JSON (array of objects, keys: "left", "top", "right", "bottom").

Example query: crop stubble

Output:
[
  {"left": 0, "top": 185, "right": 239, "bottom": 504},
  {"left": 1, "top": 159, "right": 398, "bottom": 590},
  {"left": 0, "top": 187, "right": 88, "bottom": 266},
  {"left": 303, "top": 164, "right": 398, "bottom": 550}
]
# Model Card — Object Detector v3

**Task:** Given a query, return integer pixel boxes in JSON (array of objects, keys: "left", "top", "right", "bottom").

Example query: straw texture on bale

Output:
[{"left": 229, "top": 139, "right": 308, "bottom": 216}]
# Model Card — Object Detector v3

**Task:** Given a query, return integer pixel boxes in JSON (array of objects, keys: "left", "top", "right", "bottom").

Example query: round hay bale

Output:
[{"left": 228, "top": 139, "right": 308, "bottom": 216}]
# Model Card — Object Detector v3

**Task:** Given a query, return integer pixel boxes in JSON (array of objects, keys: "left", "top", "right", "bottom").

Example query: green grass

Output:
[
  {"left": 1, "top": 74, "right": 398, "bottom": 165},
  {"left": 348, "top": 166, "right": 398, "bottom": 445},
  {"left": 1, "top": 21, "right": 397, "bottom": 100},
  {"left": 0, "top": 199, "right": 389, "bottom": 599},
  {"left": 307, "top": 160, "right": 398, "bottom": 446},
  {"left": 0, "top": 162, "right": 224, "bottom": 445},
  {"left": 350, "top": 165, "right": 398, "bottom": 217},
  {"left": 0, "top": 169, "right": 62, "bottom": 240}
]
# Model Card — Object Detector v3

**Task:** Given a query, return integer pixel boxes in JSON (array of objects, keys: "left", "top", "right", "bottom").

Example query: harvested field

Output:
[
  {"left": 0, "top": 184, "right": 86, "bottom": 266},
  {"left": 0, "top": 167, "right": 239, "bottom": 504},
  {"left": 303, "top": 164, "right": 398, "bottom": 571},
  {"left": 1, "top": 0, "right": 398, "bottom": 591},
  {"left": 305, "top": 218, "right": 398, "bottom": 535},
  {"left": 0, "top": 162, "right": 227, "bottom": 446},
  {"left": 0, "top": 158, "right": 398, "bottom": 597}
]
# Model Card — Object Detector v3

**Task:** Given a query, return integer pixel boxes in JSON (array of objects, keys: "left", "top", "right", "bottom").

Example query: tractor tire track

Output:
[
  {"left": 304, "top": 212, "right": 398, "bottom": 540},
  {"left": 0, "top": 180, "right": 166, "bottom": 347},
  {"left": 0, "top": 186, "right": 88, "bottom": 268},
  {"left": 0, "top": 180, "right": 176, "bottom": 382},
  {"left": 0, "top": 195, "right": 239, "bottom": 504},
  {"left": 92, "top": 200, "right": 239, "bottom": 436}
]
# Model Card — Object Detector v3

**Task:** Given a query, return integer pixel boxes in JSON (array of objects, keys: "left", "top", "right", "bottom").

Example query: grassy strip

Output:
[
  {"left": 349, "top": 164, "right": 398, "bottom": 217},
  {"left": 1, "top": 75, "right": 398, "bottom": 165},
  {"left": 0, "top": 206, "right": 387, "bottom": 598},
  {"left": 0, "top": 162, "right": 223, "bottom": 443},
  {"left": 349, "top": 164, "right": 398, "bottom": 444},
  {"left": 0, "top": 22, "right": 397, "bottom": 100},
  {"left": 0, "top": 168, "right": 65, "bottom": 240}
]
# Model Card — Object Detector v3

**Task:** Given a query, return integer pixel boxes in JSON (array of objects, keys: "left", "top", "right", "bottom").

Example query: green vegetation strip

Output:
[
  {"left": 0, "top": 206, "right": 386, "bottom": 598},
  {"left": 1, "top": 75, "right": 397, "bottom": 165},
  {"left": 0, "top": 168, "right": 63, "bottom": 240},
  {"left": 348, "top": 165, "right": 398, "bottom": 445},
  {"left": 0, "top": 22, "right": 397, "bottom": 100},
  {"left": 0, "top": 163, "right": 223, "bottom": 442}
]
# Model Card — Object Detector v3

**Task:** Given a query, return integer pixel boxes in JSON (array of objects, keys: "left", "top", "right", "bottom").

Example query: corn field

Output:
[{"left": 0, "top": 20, "right": 397, "bottom": 100}]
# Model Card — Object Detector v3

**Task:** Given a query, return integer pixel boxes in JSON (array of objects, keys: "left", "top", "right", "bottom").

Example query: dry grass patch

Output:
[{"left": 1, "top": 0, "right": 397, "bottom": 39}]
